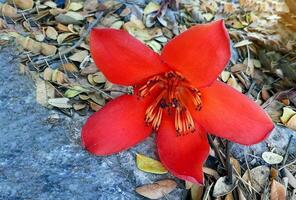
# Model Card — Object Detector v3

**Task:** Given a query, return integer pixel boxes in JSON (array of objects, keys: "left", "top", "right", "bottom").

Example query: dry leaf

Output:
[
  {"left": 64, "top": 85, "right": 89, "bottom": 98},
  {"left": 61, "top": 63, "right": 78, "bottom": 73},
  {"left": 242, "top": 166, "right": 270, "bottom": 193},
  {"left": 43, "top": 67, "right": 53, "bottom": 81},
  {"left": 93, "top": 72, "right": 106, "bottom": 84},
  {"left": 270, "top": 180, "right": 286, "bottom": 200},
  {"left": 191, "top": 184, "right": 204, "bottom": 200},
  {"left": 144, "top": 2, "right": 160, "bottom": 15},
  {"left": 48, "top": 98, "right": 72, "bottom": 108},
  {"left": 81, "top": 63, "right": 98, "bottom": 75},
  {"left": 221, "top": 71, "right": 231, "bottom": 82},
  {"left": 213, "top": 176, "right": 237, "bottom": 197},
  {"left": 41, "top": 43, "right": 57, "bottom": 56},
  {"left": 46, "top": 26, "right": 58, "bottom": 40},
  {"left": 36, "top": 78, "right": 55, "bottom": 107},
  {"left": 280, "top": 107, "right": 296, "bottom": 124},
  {"left": 136, "top": 154, "right": 167, "bottom": 174},
  {"left": 73, "top": 103, "right": 86, "bottom": 110},
  {"left": 135, "top": 179, "right": 177, "bottom": 199},
  {"left": 286, "top": 114, "right": 296, "bottom": 130},
  {"left": 0, "top": 3, "right": 18, "bottom": 18},
  {"left": 57, "top": 32, "right": 76, "bottom": 44},
  {"left": 8, "top": 0, "right": 33, "bottom": 10},
  {"left": 89, "top": 102, "right": 102, "bottom": 111},
  {"left": 67, "top": 2, "right": 83, "bottom": 11},
  {"left": 69, "top": 50, "right": 88, "bottom": 62},
  {"left": 262, "top": 152, "right": 283, "bottom": 165}
]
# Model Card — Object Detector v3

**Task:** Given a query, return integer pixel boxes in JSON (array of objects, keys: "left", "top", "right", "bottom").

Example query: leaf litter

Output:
[{"left": 1, "top": 0, "right": 296, "bottom": 199}]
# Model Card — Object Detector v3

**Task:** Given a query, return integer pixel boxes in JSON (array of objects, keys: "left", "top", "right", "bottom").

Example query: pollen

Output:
[{"left": 138, "top": 71, "right": 202, "bottom": 135}]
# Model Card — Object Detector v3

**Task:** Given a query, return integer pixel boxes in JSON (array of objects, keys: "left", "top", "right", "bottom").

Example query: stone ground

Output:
[{"left": 0, "top": 46, "right": 185, "bottom": 200}]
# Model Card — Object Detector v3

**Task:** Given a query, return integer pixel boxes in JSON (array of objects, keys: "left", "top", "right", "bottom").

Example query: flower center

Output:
[{"left": 137, "top": 71, "right": 202, "bottom": 135}]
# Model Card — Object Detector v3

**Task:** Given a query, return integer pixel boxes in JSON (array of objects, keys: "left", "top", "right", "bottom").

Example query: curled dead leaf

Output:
[
  {"left": 242, "top": 166, "right": 270, "bottom": 193},
  {"left": 135, "top": 179, "right": 177, "bottom": 199}
]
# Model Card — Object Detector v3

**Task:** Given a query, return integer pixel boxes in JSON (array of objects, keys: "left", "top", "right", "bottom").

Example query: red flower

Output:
[{"left": 82, "top": 20, "right": 274, "bottom": 184}]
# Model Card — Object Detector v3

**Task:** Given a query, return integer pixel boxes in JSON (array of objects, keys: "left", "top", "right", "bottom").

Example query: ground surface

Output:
[{"left": 0, "top": 47, "right": 184, "bottom": 200}]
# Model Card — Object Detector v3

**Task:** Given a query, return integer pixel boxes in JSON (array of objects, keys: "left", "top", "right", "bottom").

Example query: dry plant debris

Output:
[{"left": 1, "top": 0, "right": 296, "bottom": 199}]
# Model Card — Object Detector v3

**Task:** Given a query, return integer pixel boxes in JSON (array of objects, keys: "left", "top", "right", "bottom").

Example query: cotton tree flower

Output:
[{"left": 82, "top": 20, "right": 274, "bottom": 184}]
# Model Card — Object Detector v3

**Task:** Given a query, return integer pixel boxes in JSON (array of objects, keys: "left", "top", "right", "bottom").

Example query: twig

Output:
[
  {"left": 282, "top": 135, "right": 293, "bottom": 166},
  {"left": 226, "top": 141, "right": 233, "bottom": 184},
  {"left": 207, "top": 135, "right": 226, "bottom": 168}
]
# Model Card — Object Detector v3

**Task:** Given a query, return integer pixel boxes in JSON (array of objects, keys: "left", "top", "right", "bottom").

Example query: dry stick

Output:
[
  {"left": 207, "top": 135, "right": 226, "bottom": 168},
  {"left": 282, "top": 135, "right": 293, "bottom": 166},
  {"left": 34, "top": 12, "right": 104, "bottom": 65},
  {"left": 226, "top": 141, "right": 233, "bottom": 184}
]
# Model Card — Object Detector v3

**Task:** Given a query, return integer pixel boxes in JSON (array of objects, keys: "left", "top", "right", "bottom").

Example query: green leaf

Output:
[
  {"left": 136, "top": 153, "right": 167, "bottom": 174},
  {"left": 64, "top": 85, "right": 89, "bottom": 98}
]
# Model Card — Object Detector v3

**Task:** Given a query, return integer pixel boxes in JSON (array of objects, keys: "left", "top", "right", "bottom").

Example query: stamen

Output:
[{"left": 140, "top": 71, "right": 202, "bottom": 135}]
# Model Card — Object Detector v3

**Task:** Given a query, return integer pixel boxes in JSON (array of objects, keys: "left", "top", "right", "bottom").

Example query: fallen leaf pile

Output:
[{"left": 0, "top": 0, "right": 296, "bottom": 199}]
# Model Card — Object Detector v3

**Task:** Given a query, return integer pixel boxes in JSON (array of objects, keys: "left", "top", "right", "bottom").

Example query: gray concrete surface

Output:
[{"left": 0, "top": 46, "right": 185, "bottom": 200}]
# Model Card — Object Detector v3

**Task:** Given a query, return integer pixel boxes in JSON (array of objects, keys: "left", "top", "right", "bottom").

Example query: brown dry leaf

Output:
[
  {"left": 270, "top": 180, "right": 286, "bottom": 200},
  {"left": 56, "top": 71, "right": 65, "bottom": 84},
  {"left": 286, "top": 114, "right": 296, "bottom": 130},
  {"left": 230, "top": 157, "right": 241, "bottom": 175},
  {"left": 27, "top": 38, "right": 42, "bottom": 54},
  {"left": 69, "top": 50, "right": 88, "bottom": 62},
  {"left": 135, "top": 179, "right": 177, "bottom": 199},
  {"left": 46, "top": 26, "right": 58, "bottom": 40},
  {"left": 73, "top": 103, "right": 86, "bottom": 111},
  {"left": 43, "top": 67, "right": 53, "bottom": 81},
  {"left": 203, "top": 167, "right": 219, "bottom": 179},
  {"left": 0, "top": 3, "right": 18, "bottom": 18},
  {"left": 41, "top": 43, "right": 57, "bottom": 56},
  {"left": 61, "top": 63, "right": 78, "bottom": 73},
  {"left": 227, "top": 76, "right": 242, "bottom": 92},
  {"left": 212, "top": 176, "right": 238, "bottom": 197},
  {"left": 81, "top": 63, "right": 98, "bottom": 75},
  {"left": 57, "top": 33, "right": 75, "bottom": 44},
  {"left": 0, "top": 18, "right": 7, "bottom": 29},
  {"left": 242, "top": 166, "right": 270, "bottom": 193},
  {"left": 225, "top": 193, "right": 234, "bottom": 200},
  {"left": 224, "top": 3, "right": 236, "bottom": 14},
  {"left": 89, "top": 102, "right": 102, "bottom": 111},
  {"left": 191, "top": 184, "right": 204, "bottom": 200},
  {"left": 8, "top": 0, "right": 33, "bottom": 10}
]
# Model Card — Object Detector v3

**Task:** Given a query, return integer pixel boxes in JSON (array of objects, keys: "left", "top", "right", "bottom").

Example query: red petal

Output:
[
  {"left": 192, "top": 81, "right": 274, "bottom": 145},
  {"left": 156, "top": 113, "right": 209, "bottom": 185},
  {"left": 82, "top": 94, "right": 153, "bottom": 155},
  {"left": 90, "top": 28, "right": 169, "bottom": 86},
  {"left": 161, "top": 20, "right": 231, "bottom": 88}
]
